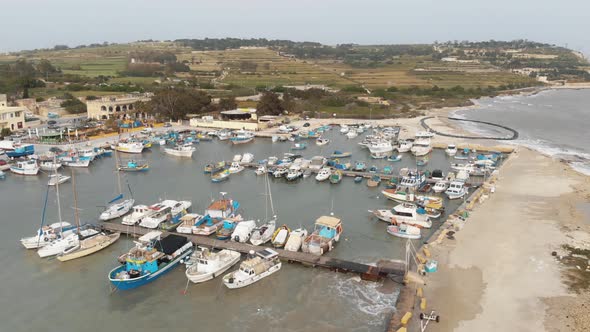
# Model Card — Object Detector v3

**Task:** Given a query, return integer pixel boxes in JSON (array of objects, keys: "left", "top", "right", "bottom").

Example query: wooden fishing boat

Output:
[
  {"left": 367, "top": 175, "right": 381, "bottom": 187},
  {"left": 117, "top": 160, "right": 149, "bottom": 172}
]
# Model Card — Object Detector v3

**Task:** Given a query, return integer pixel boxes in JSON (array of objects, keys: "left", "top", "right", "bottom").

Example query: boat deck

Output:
[{"left": 102, "top": 222, "right": 406, "bottom": 280}]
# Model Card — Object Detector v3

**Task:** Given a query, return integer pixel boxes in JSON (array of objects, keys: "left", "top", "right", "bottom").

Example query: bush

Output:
[{"left": 0, "top": 128, "right": 11, "bottom": 138}]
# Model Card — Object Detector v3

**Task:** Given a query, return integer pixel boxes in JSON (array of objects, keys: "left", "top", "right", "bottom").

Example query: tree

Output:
[
  {"left": 0, "top": 128, "right": 11, "bottom": 138},
  {"left": 145, "top": 88, "right": 211, "bottom": 121},
  {"left": 256, "top": 92, "right": 284, "bottom": 116},
  {"left": 37, "top": 59, "right": 58, "bottom": 77},
  {"left": 218, "top": 96, "right": 237, "bottom": 111}
]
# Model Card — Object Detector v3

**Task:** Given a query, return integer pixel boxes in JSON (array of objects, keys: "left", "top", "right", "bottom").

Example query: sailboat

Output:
[
  {"left": 37, "top": 169, "right": 99, "bottom": 258},
  {"left": 99, "top": 151, "right": 134, "bottom": 221},
  {"left": 249, "top": 174, "right": 277, "bottom": 246}
]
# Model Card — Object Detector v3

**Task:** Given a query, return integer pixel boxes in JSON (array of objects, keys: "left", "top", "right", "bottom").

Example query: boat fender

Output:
[{"left": 44, "top": 237, "right": 49, "bottom": 242}]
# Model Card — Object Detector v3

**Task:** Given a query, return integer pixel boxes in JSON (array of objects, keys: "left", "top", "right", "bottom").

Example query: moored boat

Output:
[
  {"left": 302, "top": 215, "right": 343, "bottom": 256},
  {"left": 315, "top": 167, "right": 331, "bottom": 182},
  {"left": 284, "top": 228, "right": 308, "bottom": 252},
  {"left": 164, "top": 143, "right": 195, "bottom": 157},
  {"left": 271, "top": 224, "right": 290, "bottom": 248},
  {"left": 48, "top": 173, "right": 70, "bottom": 186},
  {"left": 387, "top": 224, "right": 421, "bottom": 239},
  {"left": 108, "top": 232, "right": 193, "bottom": 290},
  {"left": 10, "top": 160, "right": 39, "bottom": 175},
  {"left": 222, "top": 249, "right": 281, "bottom": 289},
  {"left": 185, "top": 247, "right": 241, "bottom": 284}
]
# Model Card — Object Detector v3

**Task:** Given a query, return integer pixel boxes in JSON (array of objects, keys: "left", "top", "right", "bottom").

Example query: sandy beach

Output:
[{"left": 419, "top": 148, "right": 590, "bottom": 332}]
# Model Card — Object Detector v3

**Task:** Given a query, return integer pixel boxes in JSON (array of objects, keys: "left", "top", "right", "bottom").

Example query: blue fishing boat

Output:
[
  {"left": 118, "top": 160, "right": 149, "bottom": 172},
  {"left": 6, "top": 144, "right": 34, "bottom": 158},
  {"left": 330, "top": 151, "right": 352, "bottom": 158},
  {"left": 387, "top": 155, "right": 402, "bottom": 162},
  {"left": 354, "top": 161, "right": 367, "bottom": 172},
  {"left": 108, "top": 232, "right": 193, "bottom": 291},
  {"left": 216, "top": 219, "right": 238, "bottom": 240},
  {"left": 383, "top": 166, "right": 393, "bottom": 174},
  {"left": 204, "top": 161, "right": 226, "bottom": 174}
]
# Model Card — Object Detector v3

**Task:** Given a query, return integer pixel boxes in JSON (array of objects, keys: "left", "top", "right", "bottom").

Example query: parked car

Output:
[{"left": 47, "top": 120, "right": 57, "bottom": 125}]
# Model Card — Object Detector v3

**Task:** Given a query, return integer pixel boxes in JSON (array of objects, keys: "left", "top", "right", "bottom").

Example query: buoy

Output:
[
  {"left": 423, "top": 247, "right": 431, "bottom": 258},
  {"left": 401, "top": 312, "right": 412, "bottom": 325},
  {"left": 416, "top": 287, "right": 423, "bottom": 297},
  {"left": 420, "top": 297, "right": 427, "bottom": 310}
]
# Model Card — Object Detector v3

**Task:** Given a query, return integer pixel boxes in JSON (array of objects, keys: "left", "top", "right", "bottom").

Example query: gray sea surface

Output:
[{"left": 1, "top": 129, "right": 462, "bottom": 332}]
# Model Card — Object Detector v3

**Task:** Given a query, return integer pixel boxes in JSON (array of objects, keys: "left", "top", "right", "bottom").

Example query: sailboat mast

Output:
[
  {"left": 267, "top": 173, "right": 275, "bottom": 217},
  {"left": 71, "top": 168, "right": 81, "bottom": 232},
  {"left": 54, "top": 157, "right": 64, "bottom": 235},
  {"left": 115, "top": 150, "right": 122, "bottom": 194}
]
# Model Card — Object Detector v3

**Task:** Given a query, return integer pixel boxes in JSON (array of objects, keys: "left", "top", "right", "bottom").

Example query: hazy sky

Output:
[{"left": 1, "top": 0, "right": 588, "bottom": 54}]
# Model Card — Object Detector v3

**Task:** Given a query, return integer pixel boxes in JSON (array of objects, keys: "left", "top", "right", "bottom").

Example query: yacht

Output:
[
  {"left": 20, "top": 222, "right": 75, "bottom": 249},
  {"left": 228, "top": 162, "right": 245, "bottom": 174},
  {"left": 397, "top": 139, "right": 413, "bottom": 153},
  {"left": 410, "top": 138, "right": 432, "bottom": 157},
  {"left": 368, "top": 140, "right": 394, "bottom": 159},
  {"left": 231, "top": 220, "right": 257, "bottom": 243}
]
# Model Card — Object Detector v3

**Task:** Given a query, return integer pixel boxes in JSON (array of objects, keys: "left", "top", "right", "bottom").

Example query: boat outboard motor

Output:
[{"left": 233, "top": 235, "right": 240, "bottom": 242}]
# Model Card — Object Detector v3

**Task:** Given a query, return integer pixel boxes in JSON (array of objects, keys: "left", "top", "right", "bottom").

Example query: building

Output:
[
  {"left": 220, "top": 108, "right": 257, "bottom": 121},
  {"left": 189, "top": 108, "right": 271, "bottom": 131},
  {"left": 0, "top": 94, "right": 26, "bottom": 132},
  {"left": 86, "top": 93, "right": 153, "bottom": 120}
]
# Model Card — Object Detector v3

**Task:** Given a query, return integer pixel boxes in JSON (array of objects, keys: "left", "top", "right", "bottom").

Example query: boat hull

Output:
[
  {"left": 108, "top": 248, "right": 193, "bottom": 290},
  {"left": 57, "top": 233, "right": 120, "bottom": 262},
  {"left": 185, "top": 253, "right": 241, "bottom": 284},
  {"left": 223, "top": 262, "right": 281, "bottom": 289}
]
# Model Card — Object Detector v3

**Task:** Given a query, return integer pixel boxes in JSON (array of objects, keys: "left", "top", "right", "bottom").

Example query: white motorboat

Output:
[
  {"left": 369, "top": 140, "right": 394, "bottom": 159},
  {"left": 316, "top": 138, "right": 330, "bottom": 146},
  {"left": 228, "top": 162, "right": 244, "bottom": 174},
  {"left": 121, "top": 205, "right": 152, "bottom": 225},
  {"left": 415, "top": 130, "right": 435, "bottom": 139},
  {"left": 387, "top": 224, "right": 421, "bottom": 239},
  {"left": 286, "top": 166, "right": 302, "bottom": 181},
  {"left": 115, "top": 141, "right": 145, "bottom": 154},
  {"left": 411, "top": 138, "right": 432, "bottom": 157},
  {"left": 20, "top": 222, "right": 75, "bottom": 249},
  {"left": 185, "top": 247, "right": 241, "bottom": 284},
  {"left": 37, "top": 228, "right": 99, "bottom": 258},
  {"left": 397, "top": 139, "right": 413, "bottom": 153},
  {"left": 346, "top": 130, "right": 358, "bottom": 139},
  {"left": 433, "top": 181, "right": 449, "bottom": 193},
  {"left": 222, "top": 249, "right": 281, "bottom": 289},
  {"left": 370, "top": 203, "right": 432, "bottom": 228},
  {"left": 445, "top": 144, "right": 458, "bottom": 156},
  {"left": 273, "top": 167, "right": 288, "bottom": 178},
  {"left": 241, "top": 153, "right": 254, "bottom": 163},
  {"left": 284, "top": 228, "right": 308, "bottom": 252},
  {"left": 164, "top": 143, "right": 195, "bottom": 157},
  {"left": 230, "top": 130, "right": 255, "bottom": 144},
  {"left": 99, "top": 197, "right": 135, "bottom": 221},
  {"left": 217, "top": 131, "right": 231, "bottom": 141},
  {"left": 231, "top": 220, "right": 257, "bottom": 243},
  {"left": 139, "top": 202, "right": 172, "bottom": 229},
  {"left": 48, "top": 174, "right": 70, "bottom": 186},
  {"left": 233, "top": 154, "right": 242, "bottom": 162},
  {"left": 315, "top": 167, "right": 331, "bottom": 182},
  {"left": 63, "top": 158, "right": 91, "bottom": 168},
  {"left": 40, "top": 160, "right": 62, "bottom": 171},
  {"left": 10, "top": 160, "right": 39, "bottom": 175},
  {"left": 339, "top": 125, "right": 350, "bottom": 134},
  {"left": 451, "top": 163, "right": 476, "bottom": 174},
  {"left": 249, "top": 219, "right": 276, "bottom": 246},
  {"left": 445, "top": 181, "right": 467, "bottom": 200},
  {"left": 77, "top": 147, "right": 97, "bottom": 161},
  {"left": 308, "top": 156, "right": 327, "bottom": 170},
  {"left": 255, "top": 165, "right": 267, "bottom": 175}
]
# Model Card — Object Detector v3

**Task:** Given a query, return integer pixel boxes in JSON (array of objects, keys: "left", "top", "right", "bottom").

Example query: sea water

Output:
[
  {"left": 454, "top": 88, "right": 590, "bottom": 175},
  {"left": 0, "top": 130, "right": 464, "bottom": 332}
]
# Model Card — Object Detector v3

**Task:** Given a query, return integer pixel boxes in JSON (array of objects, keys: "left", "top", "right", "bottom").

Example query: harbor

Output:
[{"left": 4, "top": 120, "right": 508, "bottom": 331}]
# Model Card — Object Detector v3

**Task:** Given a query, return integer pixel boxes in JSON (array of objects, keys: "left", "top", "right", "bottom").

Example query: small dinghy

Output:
[
  {"left": 48, "top": 173, "right": 70, "bottom": 186},
  {"left": 271, "top": 225, "right": 291, "bottom": 248}
]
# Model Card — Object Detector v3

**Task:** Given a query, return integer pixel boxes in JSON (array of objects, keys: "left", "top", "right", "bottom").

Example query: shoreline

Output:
[{"left": 394, "top": 94, "right": 590, "bottom": 331}]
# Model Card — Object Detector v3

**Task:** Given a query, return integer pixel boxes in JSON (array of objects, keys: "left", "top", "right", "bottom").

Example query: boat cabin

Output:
[
  {"left": 314, "top": 216, "right": 343, "bottom": 240},
  {"left": 206, "top": 199, "right": 239, "bottom": 219}
]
